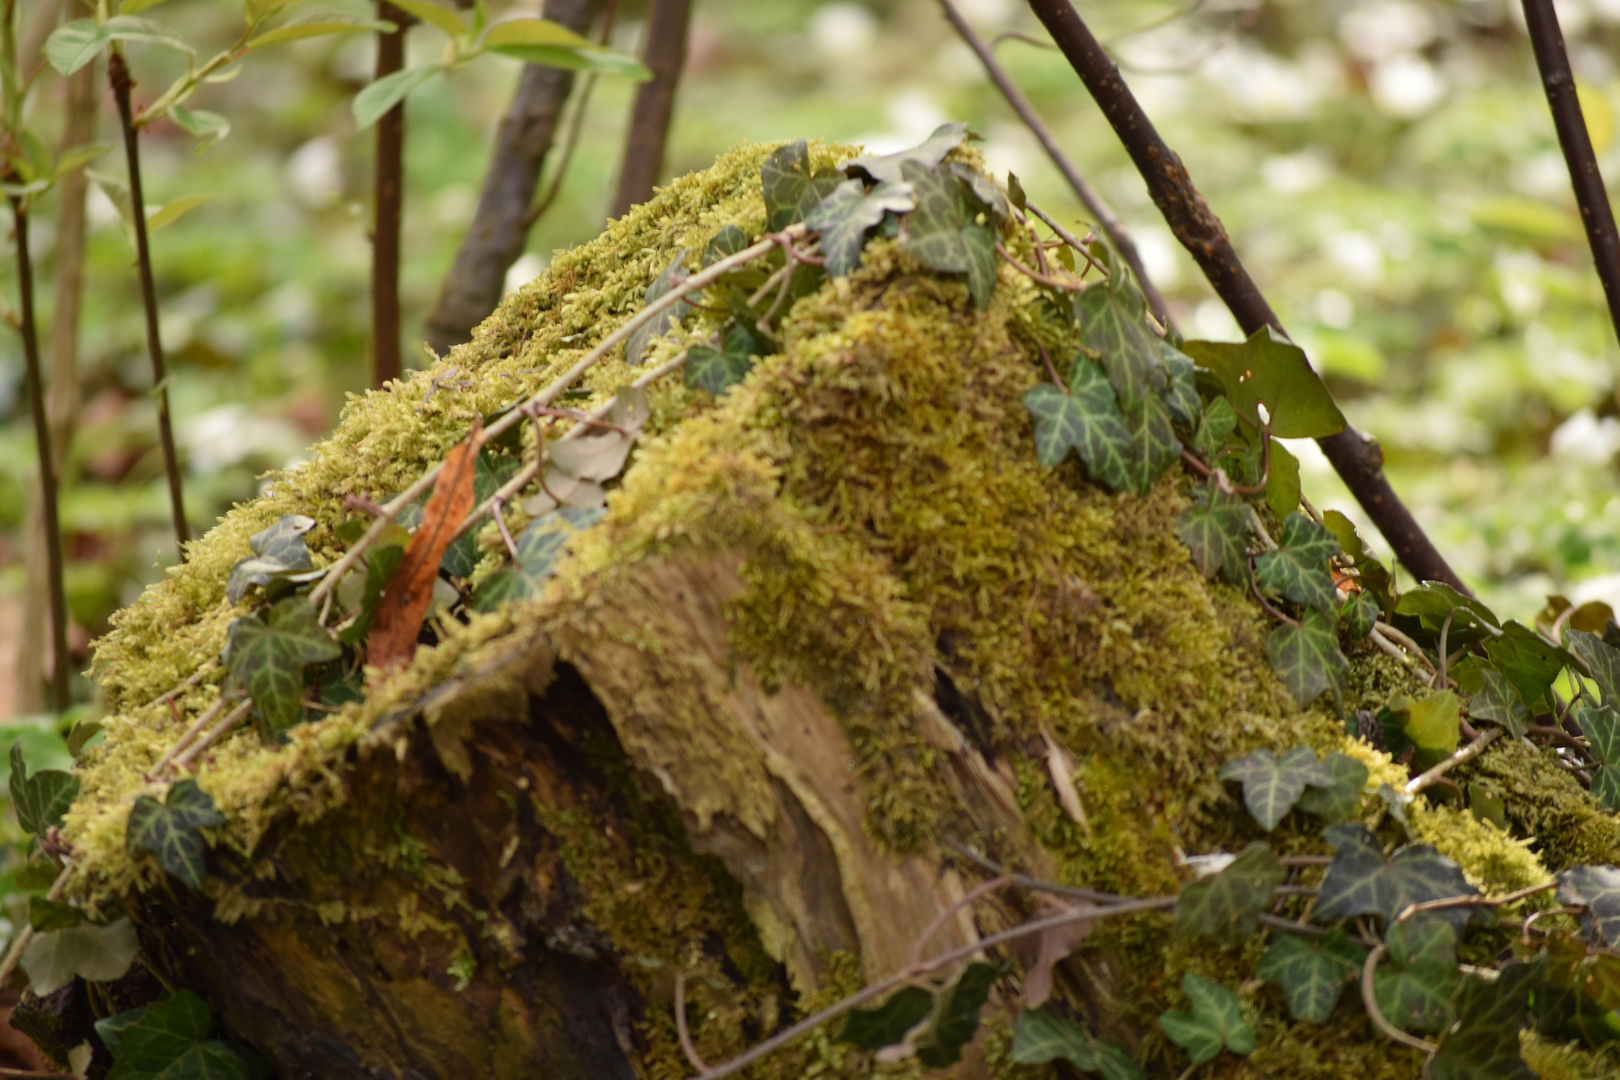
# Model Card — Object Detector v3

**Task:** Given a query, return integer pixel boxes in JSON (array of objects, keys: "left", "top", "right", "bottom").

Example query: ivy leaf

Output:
[
  {"left": 1323, "top": 510, "right": 1394, "bottom": 614},
  {"left": 686, "top": 322, "right": 762, "bottom": 396},
  {"left": 126, "top": 779, "right": 226, "bottom": 890},
  {"left": 1254, "top": 513, "right": 1341, "bottom": 613},
  {"left": 625, "top": 251, "right": 691, "bottom": 365},
  {"left": 9, "top": 742, "right": 79, "bottom": 837},
  {"left": 1181, "top": 326, "right": 1347, "bottom": 439},
  {"left": 20, "top": 917, "right": 138, "bottom": 996},
  {"left": 98, "top": 990, "right": 255, "bottom": 1080},
  {"left": 1266, "top": 608, "right": 1349, "bottom": 712},
  {"left": 1465, "top": 664, "right": 1530, "bottom": 737},
  {"left": 1150, "top": 347, "right": 1200, "bottom": 428},
  {"left": 1390, "top": 690, "right": 1461, "bottom": 769},
  {"left": 1394, "top": 582, "right": 1501, "bottom": 644},
  {"left": 1176, "top": 480, "right": 1250, "bottom": 584},
  {"left": 949, "top": 161, "right": 1011, "bottom": 220},
  {"left": 804, "top": 179, "right": 915, "bottom": 277},
  {"left": 472, "top": 508, "right": 606, "bottom": 613},
  {"left": 900, "top": 162, "right": 998, "bottom": 309},
  {"left": 1193, "top": 396, "right": 1238, "bottom": 461},
  {"left": 1255, "top": 930, "right": 1365, "bottom": 1023},
  {"left": 762, "top": 139, "right": 844, "bottom": 232},
  {"left": 1021, "top": 359, "right": 1133, "bottom": 489},
  {"left": 1264, "top": 441, "right": 1302, "bottom": 522},
  {"left": 1426, "top": 961, "right": 1542, "bottom": 1080},
  {"left": 1373, "top": 916, "right": 1462, "bottom": 1034},
  {"left": 1075, "top": 284, "right": 1160, "bottom": 409},
  {"left": 1119, "top": 395, "right": 1180, "bottom": 495},
  {"left": 336, "top": 541, "right": 404, "bottom": 646},
  {"left": 28, "top": 897, "right": 85, "bottom": 932},
  {"left": 1341, "top": 590, "right": 1379, "bottom": 639},
  {"left": 703, "top": 224, "right": 749, "bottom": 266},
  {"left": 1486, "top": 621, "right": 1579, "bottom": 712},
  {"left": 1569, "top": 629, "right": 1620, "bottom": 706},
  {"left": 1174, "top": 843, "right": 1285, "bottom": 942},
  {"left": 1314, "top": 824, "right": 1479, "bottom": 930},
  {"left": 1011, "top": 1008, "right": 1145, "bottom": 1080},
  {"left": 1575, "top": 702, "right": 1620, "bottom": 811},
  {"left": 226, "top": 514, "right": 316, "bottom": 603},
  {"left": 225, "top": 596, "right": 341, "bottom": 731},
  {"left": 844, "top": 121, "right": 972, "bottom": 185},
  {"left": 1296, "top": 751, "right": 1370, "bottom": 823},
  {"left": 1156, "top": 973, "right": 1254, "bottom": 1064},
  {"left": 841, "top": 987, "right": 934, "bottom": 1050},
  {"left": 1217, "top": 747, "right": 1331, "bottom": 831},
  {"left": 441, "top": 452, "right": 521, "bottom": 577},
  {"left": 1555, "top": 865, "right": 1620, "bottom": 946},
  {"left": 912, "top": 962, "right": 1002, "bottom": 1068}
]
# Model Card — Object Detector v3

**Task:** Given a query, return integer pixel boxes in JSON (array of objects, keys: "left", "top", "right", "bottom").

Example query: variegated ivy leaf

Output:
[
  {"left": 949, "top": 161, "right": 1011, "bottom": 220},
  {"left": 1155, "top": 343, "right": 1202, "bottom": 428},
  {"left": 762, "top": 139, "right": 844, "bottom": 231},
  {"left": 1295, "top": 751, "right": 1369, "bottom": 823},
  {"left": 625, "top": 251, "right": 691, "bottom": 365},
  {"left": 1254, "top": 513, "right": 1340, "bottom": 613},
  {"left": 1267, "top": 608, "right": 1348, "bottom": 712},
  {"left": 125, "top": 779, "right": 226, "bottom": 889},
  {"left": 899, "top": 161, "right": 997, "bottom": 309},
  {"left": 804, "top": 179, "right": 915, "bottom": 277},
  {"left": 1314, "top": 824, "right": 1479, "bottom": 930},
  {"left": 1193, "top": 396, "right": 1238, "bottom": 462},
  {"left": 1119, "top": 394, "right": 1179, "bottom": 495},
  {"left": 687, "top": 322, "right": 765, "bottom": 396},
  {"left": 1255, "top": 930, "right": 1365, "bottom": 1023},
  {"left": 225, "top": 596, "right": 341, "bottom": 731},
  {"left": 1217, "top": 746, "right": 1333, "bottom": 831},
  {"left": 1426, "top": 960, "right": 1542, "bottom": 1080},
  {"left": 9, "top": 741, "right": 79, "bottom": 837},
  {"left": 226, "top": 513, "right": 316, "bottom": 604},
  {"left": 1174, "top": 843, "right": 1285, "bottom": 942},
  {"left": 1373, "top": 916, "right": 1463, "bottom": 1034},
  {"left": 1340, "top": 590, "right": 1379, "bottom": 639},
  {"left": 1467, "top": 664, "right": 1530, "bottom": 737},
  {"left": 1075, "top": 283, "right": 1160, "bottom": 409},
  {"left": 703, "top": 224, "right": 749, "bottom": 267},
  {"left": 843, "top": 121, "right": 972, "bottom": 186},
  {"left": 1157, "top": 974, "right": 1254, "bottom": 1064},
  {"left": 1557, "top": 864, "right": 1620, "bottom": 946},
  {"left": 1575, "top": 701, "right": 1620, "bottom": 811},
  {"left": 1022, "top": 357, "right": 1133, "bottom": 490},
  {"left": 1569, "top": 629, "right": 1620, "bottom": 706},
  {"left": 473, "top": 507, "right": 606, "bottom": 613},
  {"left": 1011, "top": 1009, "right": 1144, "bottom": 1080},
  {"left": 1176, "top": 479, "right": 1249, "bottom": 584}
]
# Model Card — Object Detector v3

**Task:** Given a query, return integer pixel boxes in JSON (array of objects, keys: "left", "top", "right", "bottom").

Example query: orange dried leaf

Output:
[{"left": 366, "top": 432, "right": 480, "bottom": 673}]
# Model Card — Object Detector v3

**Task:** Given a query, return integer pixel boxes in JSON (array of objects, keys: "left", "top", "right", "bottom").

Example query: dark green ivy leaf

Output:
[
  {"left": 900, "top": 161, "right": 997, "bottom": 309},
  {"left": 1575, "top": 702, "right": 1620, "bottom": 811},
  {"left": 949, "top": 161, "right": 1011, "bottom": 220},
  {"left": 703, "top": 224, "right": 749, "bottom": 266},
  {"left": 1022, "top": 357, "right": 1133, "bottom": 489},
  {"left": 913, "top": 962, "right": 1002, "bottom": 1068},
  {"left": 1174, "top": 843, "right": 1285, "bottom": 942},
  {"left": 28, "top": 896, "right": 84, "bottom": 931},
  {"left": 804, "top": 178, "right": 915, "bottom": 277},
  {"left": 1119, "top": 394, "right": 1179, "bottom": 495},
  {"left": 762, "top": 138, "right": 844, "bottom": 231},
  {"left": 9, "top": 741, "right": 79, "bottom": 837},
  {"left": 1340, "top": 590, "right": 1379, "bottom": 639},
  {"left": 1157, "top": 973, "right": 1254, "bottom": 1064},
  {"left": 1569, "top": 629, "right": 1620, "bottom": 706},
  {"left": 1467, "top": 664, "right": 1529, "bottom": 736},
  {"left": 1075, "top": 283, "right": 1160, "bottom": 409},
  {"left": 686, "top": 322, "right": 763, "bottom": 396},
  {"left": 1313, "top": 824, "right": 1479, "bottom": 930},
  {"left": 841, "top": 987, "right": 934, "bottom": 1050},
  {"left": 1394, "top": 582, "right": 1501, "bottom": 645},
  {"left": 1193, "top": 396, "right": 1238, "bottom": 462},
  {"left": 1181, "top": 326, "right": 1347, "bottom": 439},
  {"left": 99, "top": 989, "right": 256, "bottom": 1080},
  {"left": 1176, "top": 479, "right": 1250, "bottom": 584},
  {"left": 125, "top": 780, "right": 226, "bottom": 890},
  {"left": 843, "top": 121, "right": 972, "bottom": 185},
  {"left": 1011, "top": 1008, "right": 1145, "bottom": 1080},
  {"left": 1426, "top": 960, "right": 1542, "bottom": 1080},
  {"left": 1296, "top": 751, "right": 1370, "bottom": 823},
  {"left": 225, "top": 513, "right": 316, "bottom": 604},
  {"left": 1218, "top": 746, "right": 1332, "bottom": 831},
  {"left": 1266, "top": 608, "right": 1349, "bottom": 712},
  {"left": 1373, "top": 916, "right": 1462, "bottom": 1034},
  {"left": 1155, "top": 344, "right": 1203, "bottom": 428},
  {"left": 625, "top": 251, "right": 691, "bottom": 365},
  {"left": 472, "top": 507, "right": 606, "bottom": 613},
  {"left": 1486, "top": 621, "right": 1579, "bottom": 711},
  {"left": 224, "top": 596, "right": 341, "bottom": 731},
  {"left": 1255, "top": 930, "right": 1365, "bottom": 1023},
  {"left": 1254, "top": 513, "right": 1341, "bottom": 612},
  {"left": 1556, "top": 864, "right": 1620, "bottom": 946}
]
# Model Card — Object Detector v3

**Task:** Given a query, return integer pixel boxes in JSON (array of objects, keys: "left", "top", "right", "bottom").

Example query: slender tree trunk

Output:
[
  {"left": 371, "top": 0, "right": 408, "bottom": 388},
  {"left": 607, "top": 0, "right": 691, "bottom": 219},
  {"left": 422, "top": 0, "right": 601, "bottom": 359},
  {"left": 16, "top": 59, "right": 96, "bottom": 716}
]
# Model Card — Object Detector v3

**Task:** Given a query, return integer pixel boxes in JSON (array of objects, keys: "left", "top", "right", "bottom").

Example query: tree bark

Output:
[
  {"left": 608, "top": 0, "right": 691, "bottom": 219},
  {"left": 422, "top": 0, "right": 601, "bottom": 359}
]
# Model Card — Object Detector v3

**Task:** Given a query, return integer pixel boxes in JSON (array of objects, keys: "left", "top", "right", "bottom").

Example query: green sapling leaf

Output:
[{"left": 353, "top": 64, "right": 442, "bottom": 130}]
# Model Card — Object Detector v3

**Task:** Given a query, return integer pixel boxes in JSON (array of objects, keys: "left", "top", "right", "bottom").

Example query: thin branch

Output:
[
  {"left": 145, "top": 696, "right": 227, "bottom": 779},
  {"left": 996, "top": 238, "right": 1083, "bottom": 291},
  {"left": 1404, "top": 728, "right": 1503, "bottom": 796},
  {"left": 609, "top": 0, "right": 692, "bottom": 218},
  {"left": 1024, "top": 0, "right": 1467, "bottom": 595},
  {"left": 170, "top": 700, "right": 253, "bottom": 772},
  {"left": 674, "top": 972, "right": 713, "bottom": 1075},
  {"left": 1360, "top": 945, "right": 1438, "bottom": 1054},
  {"left": 1024, "top": 201, "right": 1109, "bottom": 276},
  {"left": 1521, "top": 0, "right": 1620, "bottom": 346},
  {"left": 908, "top": 876, "right": 1011, "bottom": 970},
  {"left": 109, "top": 49, "right": 188, "bottom": 555},
  {"left": 1394, "top": 881, "right": 1557, "bottom": 924},
  {"left": 937, "top": 0, "right": 1176, "bottom": 331},
  {"left": 371, "top": 0, "right": 410, "bottom": 387}
]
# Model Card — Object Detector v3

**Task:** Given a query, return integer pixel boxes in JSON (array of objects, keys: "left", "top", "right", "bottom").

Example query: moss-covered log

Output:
[{"left": 40, "top": 143, "right": 1620, "bottom": 1079}]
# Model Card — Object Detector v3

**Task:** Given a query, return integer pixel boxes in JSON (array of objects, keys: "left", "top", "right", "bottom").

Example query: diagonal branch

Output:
[
  {"left": 1025, "top": 0, "right": 1468, "bottom": 594},
  {"left": 1520, "top": 0, "right": 1620, "bottom": 346}
]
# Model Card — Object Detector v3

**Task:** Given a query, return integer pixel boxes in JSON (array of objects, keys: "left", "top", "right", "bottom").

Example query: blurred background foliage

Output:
[{"left": 1, "top": 0, "right": 1618, "bottom": 717}]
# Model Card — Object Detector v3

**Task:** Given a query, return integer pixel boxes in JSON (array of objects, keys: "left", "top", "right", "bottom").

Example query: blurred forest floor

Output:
[{"left": 3, "top": 0, "right": 1620, "bottom": 716}]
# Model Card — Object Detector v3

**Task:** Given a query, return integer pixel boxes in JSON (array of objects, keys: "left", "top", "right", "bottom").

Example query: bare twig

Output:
[
  {"left": 674, "top": 972, "right": 713, "bottom": 1075},
  {"left": 1394, "top": 880, "right": 1557, "bottom": 924},
  {"left": 610, "top": 0, "right": 692, "bottom": 218},
  {"left": 996, "top": 238, "right": 1084, "bottom": 291},
  {"left": 1361, "top": 945, "right": 1438, "bottom": 1053},
  {"left": 109, "top": 49, "right": 188, "bottom": 555},
  {"left": 1025, "top": 0, "right": 1467, "bottom": 595},
  {"left": 146, "top": 696, "right": 228, "bottom": 779},
  {"left": 1024, "top": 201, "right": 1110, "bottom": 276},
  {"left": 937, "top": 0, "right": 1175, "bottom": 330},
  {"left": 1404, "top": 728, "right": 1504, "bottom": 796},
  {"left": 908, "top": 877, "right": 1012, "bottom": 970},
  {"left": 371, "top": 0, "right": 411, "bottom": 387},
  {"left": 170, "top": 700, "right": 253, "bottom": 772},
  {"left": 1521, "top": 0, "right": 1620, "bottom": 346}
]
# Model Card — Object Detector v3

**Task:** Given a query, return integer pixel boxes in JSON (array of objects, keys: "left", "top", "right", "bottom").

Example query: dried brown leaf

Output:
[{"left": 1042, "top": 728, "right": 1093, "bottom": 839}]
